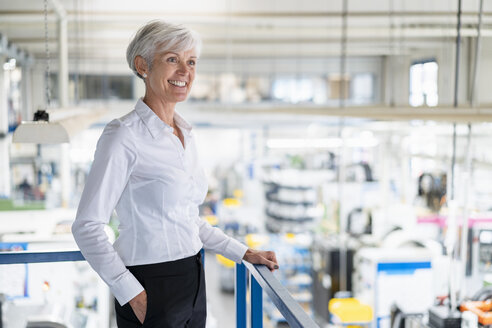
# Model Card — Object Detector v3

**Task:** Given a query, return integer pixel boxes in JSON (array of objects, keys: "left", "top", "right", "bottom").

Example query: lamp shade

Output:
[
  {"left": 12, "top": 121, "right": 70, "bottom": 144},
  {"left": 12, "top": 107, "right": 107, "bottom": 144}
]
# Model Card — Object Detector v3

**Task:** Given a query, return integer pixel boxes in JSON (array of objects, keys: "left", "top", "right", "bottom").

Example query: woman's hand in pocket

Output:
[{"left": 129, "top": 290, "right": 147, "bottom": 324}]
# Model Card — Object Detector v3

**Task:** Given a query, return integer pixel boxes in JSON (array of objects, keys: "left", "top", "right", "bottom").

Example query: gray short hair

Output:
[{"left": 126, "top": 20, "right": 202, "bottom": 79}]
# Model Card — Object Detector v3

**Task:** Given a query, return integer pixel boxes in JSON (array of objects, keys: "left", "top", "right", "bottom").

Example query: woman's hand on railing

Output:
[{"left": 243, "top": 248, "right": 279, "bottom": 272}]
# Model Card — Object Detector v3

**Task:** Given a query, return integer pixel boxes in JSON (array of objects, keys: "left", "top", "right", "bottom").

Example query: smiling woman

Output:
[{"left": 71, "top": 20, "right": 279, "bottom": 328}]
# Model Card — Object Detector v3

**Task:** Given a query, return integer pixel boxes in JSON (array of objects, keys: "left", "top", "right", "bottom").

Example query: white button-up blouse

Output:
[{"left": 72, "top": 99, "right": 248, "bottom": 305}]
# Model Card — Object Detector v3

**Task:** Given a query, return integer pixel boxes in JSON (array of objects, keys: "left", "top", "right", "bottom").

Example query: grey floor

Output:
[{"left": 204, "top": 252, "right": 236, "bottom": 328}]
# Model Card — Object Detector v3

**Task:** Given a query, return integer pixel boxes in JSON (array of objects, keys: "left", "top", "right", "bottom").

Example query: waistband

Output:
[{"left": 127, "top": 252, "right": 202, "bottom": 278}]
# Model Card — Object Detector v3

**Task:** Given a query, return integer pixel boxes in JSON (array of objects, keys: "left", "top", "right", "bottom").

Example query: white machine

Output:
[
  {"left": 353, "top": 248, "right": 434, "bottom": 328},
  {"left": 464, "top": 222, "right": 492, "bottom": 297}
]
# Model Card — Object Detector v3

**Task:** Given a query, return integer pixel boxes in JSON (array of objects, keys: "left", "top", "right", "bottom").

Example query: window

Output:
[
  {"left": 272, "top": 76, "right": 326, "bottom": 104},
  {"left": 75, "top": 75, "right": 133, "bottom": 100},
  {"left": 352, "top": 73, "right": 375, "bottom": 104},
  {"left": 409, "top": 60, "right": 438, "bottom": 107},
  {"left": 4, "top": 58, "right": 22, "bottom": 130},
  {"left": 50, "top": 74, "right": 134, "bottom": 102}
]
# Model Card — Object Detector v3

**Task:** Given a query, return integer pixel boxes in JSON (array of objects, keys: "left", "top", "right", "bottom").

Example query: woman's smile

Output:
[{"left": 168, "top": 80, "right": 187, "bottom": 87}]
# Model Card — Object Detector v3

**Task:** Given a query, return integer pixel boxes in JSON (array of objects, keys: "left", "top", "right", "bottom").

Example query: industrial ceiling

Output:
[{"left": 1, "top": 0, "right": 491, "bottom": 60}]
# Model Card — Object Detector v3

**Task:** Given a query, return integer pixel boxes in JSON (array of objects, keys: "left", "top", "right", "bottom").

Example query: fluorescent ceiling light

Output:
[
  {"left": 267, "top": 137, "right": 379, "bottom": 149},
  {"left": 12, "top": 108, "right": 107, "bottom": 144}
]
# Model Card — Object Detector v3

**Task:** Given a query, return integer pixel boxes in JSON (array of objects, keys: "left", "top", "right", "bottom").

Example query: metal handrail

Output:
[
  {"left": 240, "top": 261, "right": 320, "bottom": 328},
  {"left": 0, "top": 250, "right": 319, "bottom": 327},
  {"left": 0, "top": 250, "right": 84, "bottom": 264}
]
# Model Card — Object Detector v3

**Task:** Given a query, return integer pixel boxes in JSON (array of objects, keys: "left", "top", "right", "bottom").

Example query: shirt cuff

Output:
[
  {"left": 223, "top": 238, "right": 249, "bottom": 263},
  {"left": 110, "top": 270, "right": 144, "bottom": 306}
]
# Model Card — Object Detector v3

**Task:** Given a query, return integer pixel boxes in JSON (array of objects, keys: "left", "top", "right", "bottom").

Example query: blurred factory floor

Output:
[{"left": 204, "top": 251, "right": 236, "bottom": 328}]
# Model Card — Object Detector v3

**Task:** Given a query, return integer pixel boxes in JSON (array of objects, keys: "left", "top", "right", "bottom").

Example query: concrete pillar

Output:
[
  {"left": 0, "top": 55, "right": 11, "bottom": 197},
  {"left": 21, "top": 62, "right": 33, "bottom": 121},
  {"left": 380, "top": 135, "right": 390, "bottom": 211},
  {"left": 50, "top": 0, "right": 71, "bottom": 207},
  {"left": 58, "top": 16, "right": 71, "bottom": 207},
  {"left": 400, "top": 137, "right": 412, "bottom": 204},
  {"left": 60, "top": 143, "right": 70, "bottom": 207}
]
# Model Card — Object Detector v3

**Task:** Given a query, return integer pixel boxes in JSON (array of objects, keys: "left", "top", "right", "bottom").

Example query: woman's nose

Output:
[{"left": 177, "top": 62, "right": 188, "bottom": 75}]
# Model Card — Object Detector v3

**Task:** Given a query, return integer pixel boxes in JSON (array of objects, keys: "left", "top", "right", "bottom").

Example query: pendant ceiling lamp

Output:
[{"left": 12, "top": 107, "right": 107, "bottom": 144}]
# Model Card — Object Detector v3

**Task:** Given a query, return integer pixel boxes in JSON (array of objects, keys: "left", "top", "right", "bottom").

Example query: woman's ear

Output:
[{"left": 134, "top": 56, "right": 148, "bottom": 78}]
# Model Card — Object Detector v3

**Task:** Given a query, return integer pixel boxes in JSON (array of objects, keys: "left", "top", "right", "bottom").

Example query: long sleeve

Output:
[
  {"left": 195, "top": 217, "right": 248, "bottom": 263},
  {"left": 72, "top": 120, "right": 143, "bottom": 305}
]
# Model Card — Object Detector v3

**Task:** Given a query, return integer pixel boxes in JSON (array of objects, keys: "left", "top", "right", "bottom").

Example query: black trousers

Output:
[{"left": 115, "top": 252, "right": 206, "bottom": 328}]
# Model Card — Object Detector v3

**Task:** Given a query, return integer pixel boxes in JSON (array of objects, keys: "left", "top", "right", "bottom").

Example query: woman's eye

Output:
[
  {"left": 167, "top": 57, "right": 178, "bottom": 63},
  {"left": 188, "top": 60, "right": 196, "bottom": 66}
]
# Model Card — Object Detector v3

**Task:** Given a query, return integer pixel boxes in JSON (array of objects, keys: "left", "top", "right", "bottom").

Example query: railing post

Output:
[
  {"left": 0, "top": 293, "right": 4, "bottom": 328},
  {"left": 251, "top": 273, "right": 263, "bottom": 328},
  {"left": 236, "top": 262, "right": 247, "bottom": 328}
]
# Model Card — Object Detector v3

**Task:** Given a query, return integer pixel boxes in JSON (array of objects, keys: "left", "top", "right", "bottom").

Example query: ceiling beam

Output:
[
  {"left": 2, "top": 10, "right": 492, "bottom": 18},
  {"left": 193, "top": 104, "right": 492, "bottom": 123}
]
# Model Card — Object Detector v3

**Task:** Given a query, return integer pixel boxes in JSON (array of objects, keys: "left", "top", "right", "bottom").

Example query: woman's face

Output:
[{"left": 145, "top": 49, "right": 197, "bottom": 104}]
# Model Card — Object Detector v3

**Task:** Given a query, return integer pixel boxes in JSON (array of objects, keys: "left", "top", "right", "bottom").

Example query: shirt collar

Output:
[{"left": 135, "top": 98, "right": 193, "bottom": 139}]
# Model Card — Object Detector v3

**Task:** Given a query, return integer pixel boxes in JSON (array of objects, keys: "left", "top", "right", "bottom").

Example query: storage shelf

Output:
[
  {"left": 265, "top": 194, "right": 316, "bottom": 206},
  {"left": 265, "top": 211, "right": 317, "bottom": 223},
  {"left": 263, "top": 181, "right": 315, "bottom": 191}
]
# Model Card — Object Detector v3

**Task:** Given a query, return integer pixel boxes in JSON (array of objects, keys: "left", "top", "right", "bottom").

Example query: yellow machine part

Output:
[
  {"left": 329, "top": 298, "right": 373, "bottom": 326},
  {"left": 284, "top": 233, "right": 296, "bottom": 242},
  {"left": 216, "top": 254, "right": 235, "bottom": 268},
  {"left": 233, "top": 189, "right": 244, "bottom": 199},
  {"left": 222, "top": 198, "right": 241, "bottom": 207},
  {"left": 203, "top": 215, "right": 219, "bottom": 226},
  {"left": 245, "top": 234, "right": 270, "bottom": 249}
]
